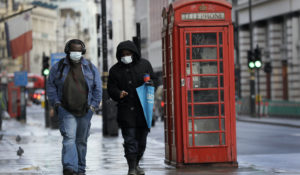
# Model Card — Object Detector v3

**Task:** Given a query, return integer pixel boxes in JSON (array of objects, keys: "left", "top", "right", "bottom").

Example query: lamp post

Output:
[
  {"left": 248, "top": 0, "right": 256, "bottom": 116},
  {"left": 101, "top": 0, "right": 108, "bottom": 136}
]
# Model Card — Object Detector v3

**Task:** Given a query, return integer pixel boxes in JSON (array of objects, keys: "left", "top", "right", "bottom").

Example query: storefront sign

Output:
[{"left": 181, "top": 12, "right": 225, "bottom": 20}]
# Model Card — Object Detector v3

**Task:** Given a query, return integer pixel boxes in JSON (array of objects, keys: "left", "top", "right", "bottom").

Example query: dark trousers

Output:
[{"left": 121, "top": 128, "right": 149, "bottom": 159}]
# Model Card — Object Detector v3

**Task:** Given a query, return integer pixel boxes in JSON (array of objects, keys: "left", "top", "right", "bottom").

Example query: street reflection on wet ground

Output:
[{"left": 0, "top": 105, "right": 291, "bottom": 175}]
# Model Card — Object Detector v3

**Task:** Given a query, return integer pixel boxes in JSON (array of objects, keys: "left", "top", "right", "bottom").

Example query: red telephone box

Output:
[
  {"left": 162, "top": 0, "right": 237, "bottom": 167},
  {"left": 7, "top": 82, "right": 21, "bottom": 118}
]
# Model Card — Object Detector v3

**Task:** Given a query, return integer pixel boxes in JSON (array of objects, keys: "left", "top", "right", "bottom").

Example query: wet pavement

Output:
[
  {"left": 237, "top": 115, "right": 300, "bottom": 128},
  {"left": 0, "top": 105, "right": 299, "bottom": 175}
]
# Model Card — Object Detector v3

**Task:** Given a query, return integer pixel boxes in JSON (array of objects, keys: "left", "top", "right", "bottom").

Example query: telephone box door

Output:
[{"left": 181, "top": 27, "right": 233, "bottom": 163}]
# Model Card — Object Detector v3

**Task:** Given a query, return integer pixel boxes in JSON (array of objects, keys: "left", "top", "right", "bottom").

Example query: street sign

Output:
[
  {"left": 14, "top": 71, "right": 28, "bottom": 86},
  {"left": 50, "top": 53, "right": 66, "bottom": 66}
]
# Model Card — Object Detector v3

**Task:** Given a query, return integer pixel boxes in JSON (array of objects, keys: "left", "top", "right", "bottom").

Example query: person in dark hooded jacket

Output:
[{"left": 108, "top": 40, "right": 155, "bottom": 175}]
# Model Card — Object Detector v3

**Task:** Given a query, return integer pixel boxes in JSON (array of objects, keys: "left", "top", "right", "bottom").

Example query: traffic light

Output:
[
  {"left": 42, "top": 55, "right": 50, "bottom": 76},
  {"left": 264, "top": 62, "right": 272, "bottom": 73},
  {"left": 247, "top": 50, "right": 255, "bottom": 69},
  {"left": 248, "top": 47, "right": 262, "bottom": 69},
  {"left": 254, "top": 46, "right": 262, "bottom": 68}
]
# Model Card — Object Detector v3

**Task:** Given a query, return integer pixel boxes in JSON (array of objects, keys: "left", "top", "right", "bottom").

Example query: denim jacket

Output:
[{"left": 46, "top": 57, "right": 102, "bottom": 109}]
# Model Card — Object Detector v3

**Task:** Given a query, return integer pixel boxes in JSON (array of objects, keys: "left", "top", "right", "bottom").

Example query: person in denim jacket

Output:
[{"left": 47, "top": 39, "right": 102, "bottom": 175}]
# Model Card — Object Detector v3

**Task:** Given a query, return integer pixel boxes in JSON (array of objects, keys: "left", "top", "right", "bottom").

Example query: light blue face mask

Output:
[
  {"left": 121, "top": 56, "right": 133, "bottom": 64},
  {"left": 70, "top": 51, "right": 82, "bottom": 62}
]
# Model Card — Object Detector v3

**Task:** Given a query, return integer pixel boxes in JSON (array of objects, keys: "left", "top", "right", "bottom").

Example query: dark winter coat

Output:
[{"left": 107, "top": 40, "right": 155, "bottom": 128}]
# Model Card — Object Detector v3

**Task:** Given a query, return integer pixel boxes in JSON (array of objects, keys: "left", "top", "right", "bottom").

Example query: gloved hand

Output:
[{"left": 145, "top": 79, "right": 154, "bottom": 86}]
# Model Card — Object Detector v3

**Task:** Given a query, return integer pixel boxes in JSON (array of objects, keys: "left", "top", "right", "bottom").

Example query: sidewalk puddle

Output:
[{"left": 20, "top": 165, "right": 40, "bottom": 171}]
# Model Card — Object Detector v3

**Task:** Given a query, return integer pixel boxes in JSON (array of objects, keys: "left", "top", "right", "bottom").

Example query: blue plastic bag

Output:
[{"left": 136, "top": 83, "right": 155, "bottom": 129}]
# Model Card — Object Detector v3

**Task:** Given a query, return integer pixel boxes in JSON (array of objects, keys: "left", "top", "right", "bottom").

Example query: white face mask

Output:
[
  {"left": 70, "top": 52, "right": 82, "bottom": 62},
  {"left": 121, "top": 55, "right": 133, "bottom": 64}
]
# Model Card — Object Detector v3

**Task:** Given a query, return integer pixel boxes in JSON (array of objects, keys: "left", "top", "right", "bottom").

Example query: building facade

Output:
[
  {"left": 95, "top": 0, "right": 114, "bottom": 71},
  {"left": 52, "top": 0, "right": 98, "bottom": 65},
  {"left": 233, "top": 0, "right": 300, "bottom": 116},
  {"left": 234, "top": 0, "right": 300, "bottom": 101},
  {"left": 0, "top": 0, "right": 29, "bottom": 73},
  {"left": 135, "top": 0, "right": 232, "bottom": 80},
  {"left": 135, "top": 0, "right": 169, "bottom": 74},
  {"left": 134, "top": 0, "right": 150, "bottom": 62},
  {"left": 148, "top": 0, "right": 169, "bottom": 73},
  {"left": 0, "top": 0, "right": 60, "bottom": 75},
  {"left": 1, "top": 0, "right": 99, "bottom": 74},
  {"left": 111, "top": 0, "right": 136, "bottom": 67},
  {"left": 30, "top": 3, "right": 58, "bottom": 75}
]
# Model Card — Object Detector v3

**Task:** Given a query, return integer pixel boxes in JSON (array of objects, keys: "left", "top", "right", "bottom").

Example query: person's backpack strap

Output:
[
  {"left": 58, "top": 58, "right": 66, "bottom": 79},
  {"left": 86, "top": 60, "right": 95, "bottom": 77}
]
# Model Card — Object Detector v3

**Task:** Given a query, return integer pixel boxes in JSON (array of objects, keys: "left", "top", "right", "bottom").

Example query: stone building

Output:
[
  {"left": 233, "top": 0, "right": 300, "bottom": 115},
  {"left": 30, "top": 2, "right": 58, "bottom": 74},
  {"left": 0, "top": 0, "right": 29, "bottom": 73}
]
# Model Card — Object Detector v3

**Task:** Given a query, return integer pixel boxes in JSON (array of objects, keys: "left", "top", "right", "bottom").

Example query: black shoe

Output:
[
  {"left": 128, "top": 169, "right": 137, "bottom": 175},
  {"left": 136, "top": 165, "right": 145, "bottom": 175},
  {"left": 63, "top": 168, "right": 76, "bottom": 175},
  {"left": 126, "top": 155, "right": 137, "bottom": 175},
  {"left": 77, "top": 173, "right": 86, "bottom": 175},
  {"left": 136, "top": 155, "right": 145, "bottom": 175}
]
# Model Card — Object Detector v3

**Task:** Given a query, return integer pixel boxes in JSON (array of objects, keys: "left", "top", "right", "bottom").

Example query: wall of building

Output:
[
  {"left": 0, "top": 1, "right": 31, "bottom": 73},
  {"left": 30, "top": 6, "right": 58, "bottom": 75},
  {"left": 53, "top": 0, "right": 98, "bottom": 65},
  {"left": 135, "top": 0, "right": 149, "bottom": 60},
  {"left": 148, "top": 0, "right": 168, "bottom": 72},
  {"left": 0, "top": 0, "right": 100, "bottom": 77},
  {"left": 289, "top": 16, "right": 300, "bottom": 100},
  {"left": 137, "top": 0, "right": 232, "bottom": 73},
  {"left": 111, "top": 0, "right": 136, "bottom": 68},
  {"left": 235, "top": 0, "right": 300, "bottom": 102}
]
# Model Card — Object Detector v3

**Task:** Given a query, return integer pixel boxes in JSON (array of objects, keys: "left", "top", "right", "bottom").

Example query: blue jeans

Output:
[{"left": 58, "top": 106, "right": 93, "bottom": 173}]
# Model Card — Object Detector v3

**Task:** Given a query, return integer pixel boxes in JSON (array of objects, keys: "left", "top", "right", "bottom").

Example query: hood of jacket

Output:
[{"left": 116, "top": 40, "right": 140, "bottom": 63}]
